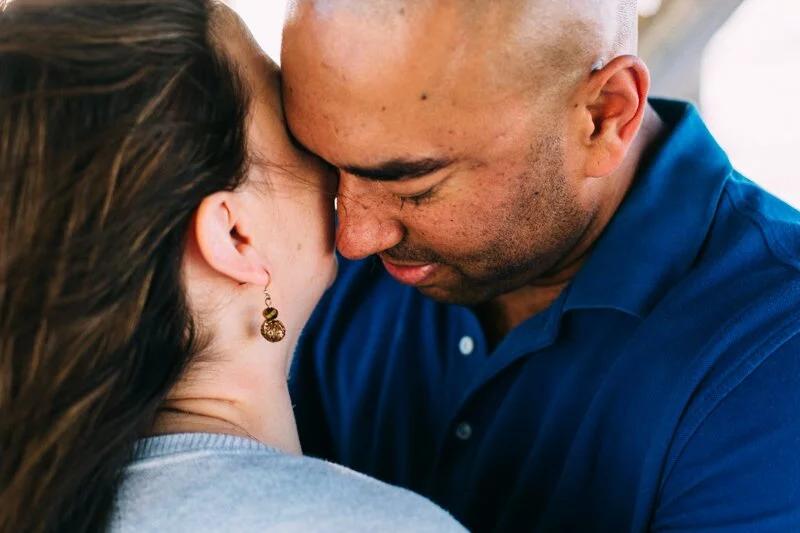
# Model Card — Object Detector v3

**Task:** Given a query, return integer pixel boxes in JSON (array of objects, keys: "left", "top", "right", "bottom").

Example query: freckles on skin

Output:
[{"left": 408, "top": 195, "right": 484, "bottom": 250}]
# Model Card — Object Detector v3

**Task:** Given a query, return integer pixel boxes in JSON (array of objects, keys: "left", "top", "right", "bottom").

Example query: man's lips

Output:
[{"left": 380, "top": 257, "right": 439, "bottom": 286}]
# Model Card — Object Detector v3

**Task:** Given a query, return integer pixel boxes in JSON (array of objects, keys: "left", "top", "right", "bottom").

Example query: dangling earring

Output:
[{"left": 260, "top": 287, "right": 286, "bottom": 343}]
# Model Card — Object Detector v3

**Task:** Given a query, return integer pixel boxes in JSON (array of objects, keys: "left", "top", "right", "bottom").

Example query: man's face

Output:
[{"left": 282, "top": 5, "right": 595, "bottom": 305}]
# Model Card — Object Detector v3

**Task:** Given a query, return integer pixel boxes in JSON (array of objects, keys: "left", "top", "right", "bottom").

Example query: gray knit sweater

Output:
[{"left": 110, "top": 433, "right": 467, "bottom": 533}]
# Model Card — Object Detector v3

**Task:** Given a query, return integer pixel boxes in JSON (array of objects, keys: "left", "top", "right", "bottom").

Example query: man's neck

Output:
[
  {"left": 476, "top": 260, "right": 581, "bottom": 348},
  {"left": 478, "top": 106, "right": 665, "bottom": 346}
]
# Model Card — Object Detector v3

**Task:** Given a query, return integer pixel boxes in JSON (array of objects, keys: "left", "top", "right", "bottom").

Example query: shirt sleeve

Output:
[{"left": 652, "top": 333, "right": 800, "bottom": 532}]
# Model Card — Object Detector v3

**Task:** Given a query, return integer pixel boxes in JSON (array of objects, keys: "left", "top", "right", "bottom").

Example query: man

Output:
[{"left": 282, "top": 1, "right": 800, "bottom": 531}]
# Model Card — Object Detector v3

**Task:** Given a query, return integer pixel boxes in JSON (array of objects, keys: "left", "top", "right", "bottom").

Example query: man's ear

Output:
[
  {"left": 580, "top": 54, "right": 650, "bottom": 178},
  {"left": 192, "top": 191, "right": 270, "bottom": 287}
]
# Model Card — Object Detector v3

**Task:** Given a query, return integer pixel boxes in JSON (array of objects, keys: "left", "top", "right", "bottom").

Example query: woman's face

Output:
[{"left": 223, "top": 18, "right": 338, "bottom": 330}]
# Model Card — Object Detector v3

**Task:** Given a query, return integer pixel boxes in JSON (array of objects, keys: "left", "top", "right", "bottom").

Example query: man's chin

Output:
[{"left": 415, "top": 283, "right": 486, "bottom": 307}]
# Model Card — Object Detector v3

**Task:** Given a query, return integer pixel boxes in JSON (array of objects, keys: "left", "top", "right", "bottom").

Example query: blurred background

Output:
[{"left": 229, "top": 0, "right": 799, "bottom": 207}]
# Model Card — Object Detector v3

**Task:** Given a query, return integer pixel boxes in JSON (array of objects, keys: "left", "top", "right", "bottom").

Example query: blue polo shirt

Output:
[{"left": 291, "top": 100, "right": 800, "bottom": 533}]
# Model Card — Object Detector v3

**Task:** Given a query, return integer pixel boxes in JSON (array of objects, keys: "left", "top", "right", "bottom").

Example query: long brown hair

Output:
[{"left": 0, "top": 1, "right": 250, "bottom": 531}]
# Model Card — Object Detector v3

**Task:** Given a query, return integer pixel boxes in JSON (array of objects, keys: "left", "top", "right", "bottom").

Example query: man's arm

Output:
[{"left": 653, "top": 334, "right": 800, "bottom": 532}]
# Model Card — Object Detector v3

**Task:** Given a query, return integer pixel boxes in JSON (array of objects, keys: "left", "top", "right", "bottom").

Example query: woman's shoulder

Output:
[{"left": 111, "top": 433, "right": 466, "bottom": 533}]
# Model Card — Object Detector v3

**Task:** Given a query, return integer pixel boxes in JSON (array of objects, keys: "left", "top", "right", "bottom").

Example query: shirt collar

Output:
[{"left": 563, "top": 99, "right": 733, "bottom": 318}]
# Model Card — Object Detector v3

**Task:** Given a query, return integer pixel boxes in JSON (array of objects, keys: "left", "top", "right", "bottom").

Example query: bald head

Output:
[{"left": 284, "top": 0, "right": 638, "bottom": 100}]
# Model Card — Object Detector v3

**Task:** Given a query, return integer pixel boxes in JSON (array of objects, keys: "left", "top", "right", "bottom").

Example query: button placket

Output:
[
  {"left": 454, "top": 422, "right": 473, "bottom": 441},
  {"left": 459, "top": 336, "right": 475, "bottom": 356}
]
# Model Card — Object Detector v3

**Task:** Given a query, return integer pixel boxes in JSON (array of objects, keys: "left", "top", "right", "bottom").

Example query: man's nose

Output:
[{"left": 335, "top": 176, "right": 403, "bottom": 261}]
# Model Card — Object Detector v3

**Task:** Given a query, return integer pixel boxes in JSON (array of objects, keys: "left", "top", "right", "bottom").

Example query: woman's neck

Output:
[{"left": 150, "top": 336, "right": 302, "bottom": 455}]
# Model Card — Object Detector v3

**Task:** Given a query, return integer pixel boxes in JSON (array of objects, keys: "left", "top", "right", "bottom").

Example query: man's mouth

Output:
[{"left": 380, "top": 256, "right": 439, "bottom": 286}]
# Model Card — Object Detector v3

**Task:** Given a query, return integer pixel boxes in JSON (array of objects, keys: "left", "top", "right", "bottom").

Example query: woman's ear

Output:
[
  {"left": 192, "top": 191, "right": 270, "bottom": 286},
  {"left": 579, "top": 54, "right": 650, "bottom": 178}
]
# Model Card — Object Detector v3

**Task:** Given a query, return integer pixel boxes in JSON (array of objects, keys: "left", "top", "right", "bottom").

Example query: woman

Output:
[{"left": 0, "top": 1, "right": 466, "bottom": 532}]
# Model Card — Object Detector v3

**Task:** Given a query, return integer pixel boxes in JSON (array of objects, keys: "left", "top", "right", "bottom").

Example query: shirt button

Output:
[
  {"left": 458, "top": 336, "right": 475, "bottom": 356},
  {"left": 455, "top": 422, "right": 473, "bottom": 441}
]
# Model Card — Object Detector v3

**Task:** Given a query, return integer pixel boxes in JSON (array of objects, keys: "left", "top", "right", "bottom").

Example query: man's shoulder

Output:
[
  {"left": 631, "top": 174, "right": 800, "bottom": 434},
  {"left": 720, "top": 171, "right": 800, "bottom": 270},
  {"left": 667, "top": 171, "right": 800, "bottom": 332}
]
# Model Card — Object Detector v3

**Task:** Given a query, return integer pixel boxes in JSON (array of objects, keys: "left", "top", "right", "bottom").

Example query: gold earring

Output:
[{"left": 260, "top": 288, "right": 286, "bottom": 343}]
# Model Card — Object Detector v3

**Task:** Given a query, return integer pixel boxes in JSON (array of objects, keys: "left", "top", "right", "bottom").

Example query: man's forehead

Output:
[
  {"left": 282, "top": 0, "right": 627, "bottom": 108},
  {"left": 299, "top": 0, "right": 553, "bottom": 19},
  {"left": 282, "top": 5, "right": 562, "bottom": 119},
  {"left": 285, "top": 2, "right": 467, "bottom": 89},
  {"left": 287, "top": 0, "right": 548, "bottom": 60},
  {"left": 285, "top": 0, "right": 636, "bottom": 65},
  {"left": 282, "top": 0, "right": 637, "bottom": 168},
  {"left": 284, "top": 83, "right": 535, "bottom": 183}
]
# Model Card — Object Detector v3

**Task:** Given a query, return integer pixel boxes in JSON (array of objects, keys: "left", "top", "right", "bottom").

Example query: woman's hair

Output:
[{"left": 0, "top": 1, "right": 250, "bottom": 531}]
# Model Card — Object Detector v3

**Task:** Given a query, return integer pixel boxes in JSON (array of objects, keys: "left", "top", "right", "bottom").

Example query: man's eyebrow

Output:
[
  {"left": 342, "top": 158, "right": 453, "bottom": 181},
  {"left": 284, "top": 125, "right": 453, "bottom": 181}
]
